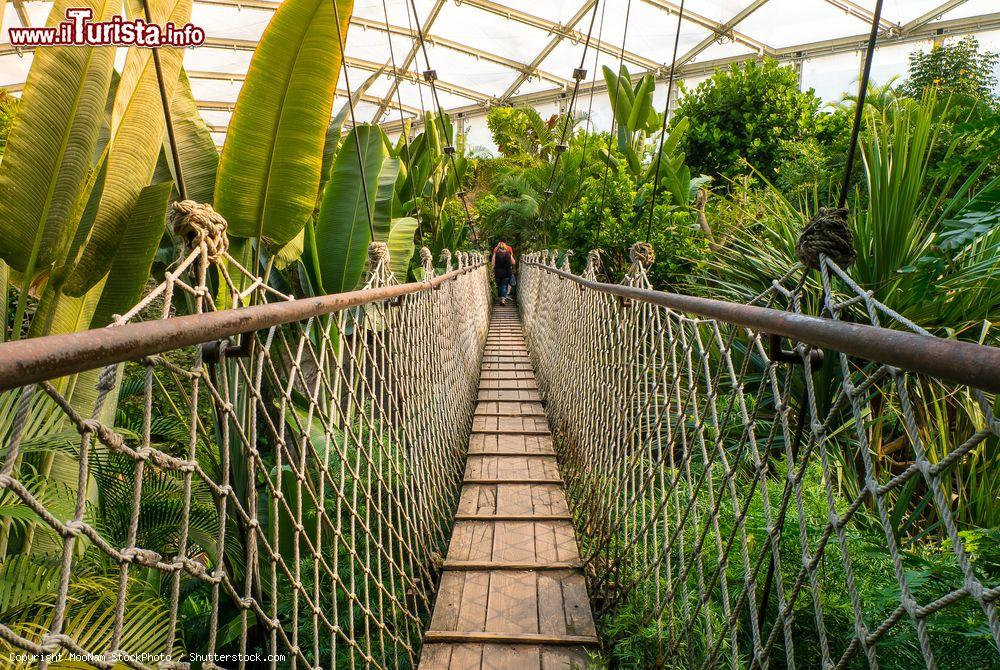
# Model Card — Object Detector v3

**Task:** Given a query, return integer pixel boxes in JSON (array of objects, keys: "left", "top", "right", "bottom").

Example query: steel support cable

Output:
[
  {"left": 644, "top": 0, "right": 685, "bottom": 242},
  {"left": 567, "top": 0, "right": 608, "bottom": 215},
  {"left": 533, "top": 0, "right": 603, "bottom": 243},
  {"left": 382, "top": 0, "right": 428, "bottom": 244},
  {"left": 405, "top": 0, "right": 478, "bottom": 241},
  {"left": 329, "top": 0, "right": 377, "bottom": 239},
  {"left": 840, "top": 0, "right": 885, "bottom": 209},
  {"left": 595, "top": 0, "right": 633, "bottom": 249}
]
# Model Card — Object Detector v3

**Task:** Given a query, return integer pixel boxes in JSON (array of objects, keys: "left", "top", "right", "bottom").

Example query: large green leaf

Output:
[
  {"left": 90, "top": 182, "right": 172, "bottom": 328},
  {"left": 318, "top": 63, "right": 387, "bottom": 201},
  {"left": 373, "top": 157, "right": 401, "bottom": 241},
  {"left": 0, "top": 0, "right": 117, "bottom": 277},
  {"left": 315, "top": 125, "right": 385, "bottom": 294},
  {"left": 386, "top": 217, "right": 418, "bottom": 281},
  {"left": 63, "top": 0, "right": 192, "bottom": 296},
  {"left": 215, "top": 0, "right": 355, "bottom": 248},
  {"left": 167, "top": 70, "right": 219, "bottom": 204}
]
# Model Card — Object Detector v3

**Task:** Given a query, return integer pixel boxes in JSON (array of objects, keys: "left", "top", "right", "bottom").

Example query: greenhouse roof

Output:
[{"left": 2, "top": 0, "right": 999, "bottom": 145}]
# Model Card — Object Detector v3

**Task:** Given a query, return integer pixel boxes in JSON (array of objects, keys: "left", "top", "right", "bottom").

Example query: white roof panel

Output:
[{"left": 0, "top": 0, "right": 997, "bottom": 139}]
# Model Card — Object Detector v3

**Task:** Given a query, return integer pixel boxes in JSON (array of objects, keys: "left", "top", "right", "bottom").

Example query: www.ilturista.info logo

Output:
[{"left": 7, "top": 8, "right": 206, "bottom": 47}]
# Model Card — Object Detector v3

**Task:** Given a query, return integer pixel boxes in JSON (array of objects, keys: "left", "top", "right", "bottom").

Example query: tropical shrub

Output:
[
  {"left": 899, "top": 36, "right": 999, "bottom": 108},
  {"left": 673, "top": 59, "right": 826, "bottom": 182}
]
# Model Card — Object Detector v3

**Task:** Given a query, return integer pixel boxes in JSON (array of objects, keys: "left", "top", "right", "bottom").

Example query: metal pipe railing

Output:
[
  {"left": 529, "top": 261, "right": 1000, "bottom": 394},
  {"left": 0, "top": 263, "right": 483, "bottom": 392}
]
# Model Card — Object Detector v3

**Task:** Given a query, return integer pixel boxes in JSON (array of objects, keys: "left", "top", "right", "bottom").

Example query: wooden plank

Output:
[
  {"left": 449, "top": 521, "right": 495, "bottom": 562},
  {"left": 418, "top": 643, "right": 453, "bottom": 669},
  {"left": 448, "top": 644, "right": 485, "bottom": 670},
  {"left": 443, "top": 560, "right": 583, "bottom": 571},
  {"left": 425, "top": 632, "right": 598, "bottom": 646},
  {"left": 492, "top": 521, "right": 536, "bottom": 563},
  {"left": 485, "top": 571, "right": 538, "bottom": 634},
  {"left": 464, "top": 478, "right": 562, "bottom": 485},
  {"left": 540, "top": 647, "right": 591, "bottom": 669},
  {"left": 431, "top": 571, "right": 465, "bottom": 631},
  {"left": 480, "top": 644, "right": 541, "bottom": 670},
  {"left": 454, "top": 513, "right": 572, "bottom": 522},
  {"left": 561, "top": 574, "right": 597, "bottom": 637},
  {"left": 456, "top": 571, "right": 491, "bottom": 632}
]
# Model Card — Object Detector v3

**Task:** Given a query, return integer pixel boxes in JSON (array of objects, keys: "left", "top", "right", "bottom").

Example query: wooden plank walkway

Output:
[{"left": 419, "top": 305, "right": 598, "bottom": 670}]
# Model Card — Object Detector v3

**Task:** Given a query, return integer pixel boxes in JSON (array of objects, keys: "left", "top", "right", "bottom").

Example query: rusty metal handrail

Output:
[
  {"left": 0, "top": 263, "right": 483, "bottom": 392},
  {"left": 528, "top": 261, "right": 1000, "bottom": 394}
]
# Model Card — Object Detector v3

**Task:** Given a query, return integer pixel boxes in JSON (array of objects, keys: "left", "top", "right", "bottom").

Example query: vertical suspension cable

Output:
[
  {"left": 596, "top": 0, "right": 633, "bottom": 245},
  {"left": 329, "top": 0, "right": 376, "bottom": 240},
  {"left": 382, "top": 0, "right": 428, "bottom": 243},
  {"left": 534, "top": 0, "right": 603, "bottom": 242},
  {"left": 644, "top": 0, "right": 686, "bottom": 243},
  {"left": 571, "top": 0, "right": 609, "bottom": 201},
  {"left": 838, "top": 0, "right": 885, "bottom": 209},
  {"left": 405, "top": 0, "right": 478, "bottom": 240},
  {"left": 140, "top": 0, "right": 186, "bottom": 200}
]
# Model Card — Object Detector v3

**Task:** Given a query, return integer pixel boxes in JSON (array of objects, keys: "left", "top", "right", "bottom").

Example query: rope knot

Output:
[
  {"left": 170, "top": 200, "right": 229, "bottom": 261},
  {"left": 440, "top": 249, "right": 453, "bottom": 271},
  {"left": 561, "top": 249, "right": 573, "bottom": 271},
  {"left": 629, "top": 242, "right": 655, "bottom": 267},
  {"left": 368, "top": 242, "right": 390, "bottom": 268},
  {"left": 586, "top": 249, "right": 601, "bottom": 272},
  {"left": 419, "top": 246, "right": 433, "bottom": 267},
  {"left": 795, "top": 207, "right": 856, "bottom": 269}
]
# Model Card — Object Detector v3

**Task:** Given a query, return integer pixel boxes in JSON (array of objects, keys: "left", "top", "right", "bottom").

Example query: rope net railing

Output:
[
  {"left": 0, "top": 241, "right": 490, "bottom": 669},
  {"left": 519, "top": 247, "right": 1000, "bottom": 669}
]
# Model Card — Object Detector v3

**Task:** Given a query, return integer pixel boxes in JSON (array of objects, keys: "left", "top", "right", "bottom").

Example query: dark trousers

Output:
[{"left": 497, "top": 275, "right": 513, "bottom": 299}]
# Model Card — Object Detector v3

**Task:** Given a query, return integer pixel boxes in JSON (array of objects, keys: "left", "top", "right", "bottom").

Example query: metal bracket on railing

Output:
[
  {"left": 768, "top": 333, "right": 824, "bottom": 368},
  {"left": 202, "top": 331, "right": 254, "bottom": 364}
]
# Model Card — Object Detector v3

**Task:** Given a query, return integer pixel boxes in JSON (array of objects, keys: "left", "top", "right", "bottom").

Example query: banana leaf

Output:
[
  {"left": 63, "top": 0, "right": 192, "bottom": 296},
  {"left": 318, "top": 63, "right": 387, "bottom": 201},
  {"left": 315, "top": 125, "right": 385, "bottom": 294},
  {"left": 0, "top": 0, "right": 118, "bottom": 279},
  {"left": 386, "top": 217, "right": 419, "bottom": 281},
  {"left": 167, "top": 70, "right": 219, "bottom": 204},
  {"left": 215, "top": 0, "right": 355, "bottom": 248}
]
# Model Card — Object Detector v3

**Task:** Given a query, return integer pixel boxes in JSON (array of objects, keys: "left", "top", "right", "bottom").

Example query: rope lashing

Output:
[
  {"left": 170, "top": 201, "right": 229, "bottom": 261},
  {"left": 368, "top": 241, "right": 391, "bottom": 270},
  {"left": 629, "top": 241, "right": 655, "bottom": 268},
  {"left": 561, "top": 249, "right": 574, "bottom": 272},
  {"left": 585, "top": 249, "right": 601, "bottom": 275},
  {"left": 795, "top": 207, "right": 856, "bottom": 269},
  {"left": 441, "top": 249, "right": 453, "bottom": 273},
  {"left": 419, "top": 246, "right": 434, "bottom": 275}
]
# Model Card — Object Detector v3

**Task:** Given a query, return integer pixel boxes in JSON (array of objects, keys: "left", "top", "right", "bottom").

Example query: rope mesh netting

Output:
[
  {"left": 519, "top": 249, "right": 1000, "bottom": 669},
  {"left": 0, "top": 242, "right": 490, "bottom": 669}
]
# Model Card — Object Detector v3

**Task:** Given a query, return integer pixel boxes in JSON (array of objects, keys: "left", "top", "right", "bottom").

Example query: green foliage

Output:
[
  {"left": 899, "top": 37, "right": 999, "bottom": 107},
  {"left": 214, "top": 0, "right": 354, "bottom": 250},
  {"left": 314, "top": 125, "right": 385, "bottom": 294},
  {"left": 593, "top": 459, "right": 1000, "bottom": 669},
  {"left": 485, "top": 106, "right": 568, "bottom": 160},
  {"left": 674, "top": 59, "right": 825, "bottom": 182}
]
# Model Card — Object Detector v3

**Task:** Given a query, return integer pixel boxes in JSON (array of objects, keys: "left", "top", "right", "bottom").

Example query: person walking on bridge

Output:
[{"left": 491, "top": 238, "right": 516, "bottom": 305}]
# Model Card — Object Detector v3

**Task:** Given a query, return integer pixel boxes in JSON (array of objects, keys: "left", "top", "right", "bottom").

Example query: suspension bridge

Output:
[{"left": 0, "top": 238, "right": 998, "bottom": 669}]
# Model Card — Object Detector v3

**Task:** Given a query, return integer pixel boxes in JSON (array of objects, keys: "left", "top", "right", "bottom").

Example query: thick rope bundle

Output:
[
  {"left": 170, "top": 200, "right": 229, "bottom": 261},
  {"left": 368, "top": 241, "right": 390, "bottom": 269},
  {"left": 629, "top": 241, "right": 655, "bottom": 267},
  {"left": 420, "top": 246, "right": 433, "bottom": 268},
  {"left": 795, "top": 207, "right": 856, "bottom": 269},
  {"left": 561, "top": 249, "right": 573, "bottom": 271},
  {"left": 440, "top": 249, "right": 453, "bottom": 272},
  {"left": 585, "top": 249, "right": 601, "bottom": 276}
]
